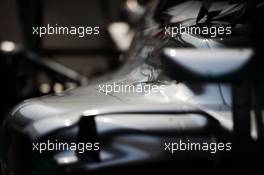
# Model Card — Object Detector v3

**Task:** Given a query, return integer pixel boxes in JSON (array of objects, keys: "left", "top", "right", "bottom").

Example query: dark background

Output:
[{"left": 0, "top": 0, "right": 125, "bottom": 78}]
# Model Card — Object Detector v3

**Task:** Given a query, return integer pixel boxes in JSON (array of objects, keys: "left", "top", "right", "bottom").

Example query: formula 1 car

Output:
[{"left": 1, "top": 0, "right": 264, "bottom": 175}]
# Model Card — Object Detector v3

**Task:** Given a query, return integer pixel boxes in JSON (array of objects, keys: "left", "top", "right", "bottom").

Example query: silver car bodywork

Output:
[{"left": 1, "top": 0, "right": 260, "bottom": 174}]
